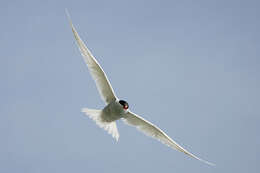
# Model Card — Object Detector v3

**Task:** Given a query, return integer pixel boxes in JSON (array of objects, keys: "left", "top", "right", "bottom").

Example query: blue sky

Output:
[{"left": 2, "top": 0, "right": 260, "bottom": 172}]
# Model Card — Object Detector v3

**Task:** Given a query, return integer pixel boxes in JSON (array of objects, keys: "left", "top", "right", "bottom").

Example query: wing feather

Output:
[
  {"left": 67, "top": 12, "right": 117, "bottom": 104},
  {"left": 123, "top": 111, "right": 214, "bottom": 166}
]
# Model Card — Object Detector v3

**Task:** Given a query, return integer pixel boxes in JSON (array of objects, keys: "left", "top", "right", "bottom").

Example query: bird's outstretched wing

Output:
[
  {"left": 123, "top": 111, "right": 214, "bottom": 166},
  {"left": 67, "top": 12, "right": 117, "bottom": 104}
]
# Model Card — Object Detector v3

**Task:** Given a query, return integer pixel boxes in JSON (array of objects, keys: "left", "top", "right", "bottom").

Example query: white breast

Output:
[{"left": 101, "top": 100, "right": 126, "bottom": 122}]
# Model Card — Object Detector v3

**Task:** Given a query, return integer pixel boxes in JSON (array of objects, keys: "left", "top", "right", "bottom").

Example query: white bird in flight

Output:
[{"left": 67, "top": 12, "right": 214, "bottom": 166}]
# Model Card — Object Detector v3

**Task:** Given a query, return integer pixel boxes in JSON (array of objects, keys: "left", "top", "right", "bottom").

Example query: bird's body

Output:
[
  {"left": 67, "top": 11, "right": 214, "bottom": 166},
  {"left": 101, "top": 99, "right": 127, "bottom": 122}
]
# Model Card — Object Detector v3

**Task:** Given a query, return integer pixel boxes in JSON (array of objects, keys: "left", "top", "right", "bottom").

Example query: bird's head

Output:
[{"left": 119, "top": 100, "right": 129, "bottom": 110}]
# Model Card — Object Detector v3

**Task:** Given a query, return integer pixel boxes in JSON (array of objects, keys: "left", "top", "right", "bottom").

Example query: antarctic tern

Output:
[{"left": 67, "top": 12, "right": 214, "bottom": 166}]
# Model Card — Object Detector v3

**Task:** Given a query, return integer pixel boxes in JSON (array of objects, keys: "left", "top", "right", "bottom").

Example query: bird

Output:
[{"left": 66, "top": 11, "right": 214, "bottom": 166}]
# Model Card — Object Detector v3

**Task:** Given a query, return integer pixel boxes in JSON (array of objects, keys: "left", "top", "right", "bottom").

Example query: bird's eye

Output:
[
  {"left": 123, "top": 105, "right": 128, "bottom": 109},
  {"left": 119, "top": 100, "right": 129, "bottom": 110}
]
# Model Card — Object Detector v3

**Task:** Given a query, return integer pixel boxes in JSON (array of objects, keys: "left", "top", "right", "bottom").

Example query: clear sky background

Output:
[{"left": 2, "top": 0, "right": 260, "bottom": 172}]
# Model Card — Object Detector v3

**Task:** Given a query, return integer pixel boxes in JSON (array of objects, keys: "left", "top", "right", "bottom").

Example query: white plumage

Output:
[{"left": 67, "top": 10, "right": 214, "bottom": 166}]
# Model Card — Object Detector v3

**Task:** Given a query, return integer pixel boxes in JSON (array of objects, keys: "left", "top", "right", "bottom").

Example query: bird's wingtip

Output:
[
  {"left": 65, "top": 8, "right": 73, "bottom": 26},
  {"left": 204, "top": 160, "right": 216, "bottom": 166},
  {"left": 65, "top": 8, "right": 70, "bottom": 19},
  {"left": 185, "top": 150, "right": 215, "bottom": 166},
  {"left": 197, "top": 157, "right": 215, "bottom": 166}
]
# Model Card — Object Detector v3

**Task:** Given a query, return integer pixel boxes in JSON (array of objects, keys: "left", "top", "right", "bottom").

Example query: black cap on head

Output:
[{"left": 119, "top": 100, "right": 129, "bottom": 110}]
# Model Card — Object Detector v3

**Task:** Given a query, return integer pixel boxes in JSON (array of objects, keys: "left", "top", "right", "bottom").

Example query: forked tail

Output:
[{"left": 81, "top": 108, "right": 119, "bottom": 141}]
